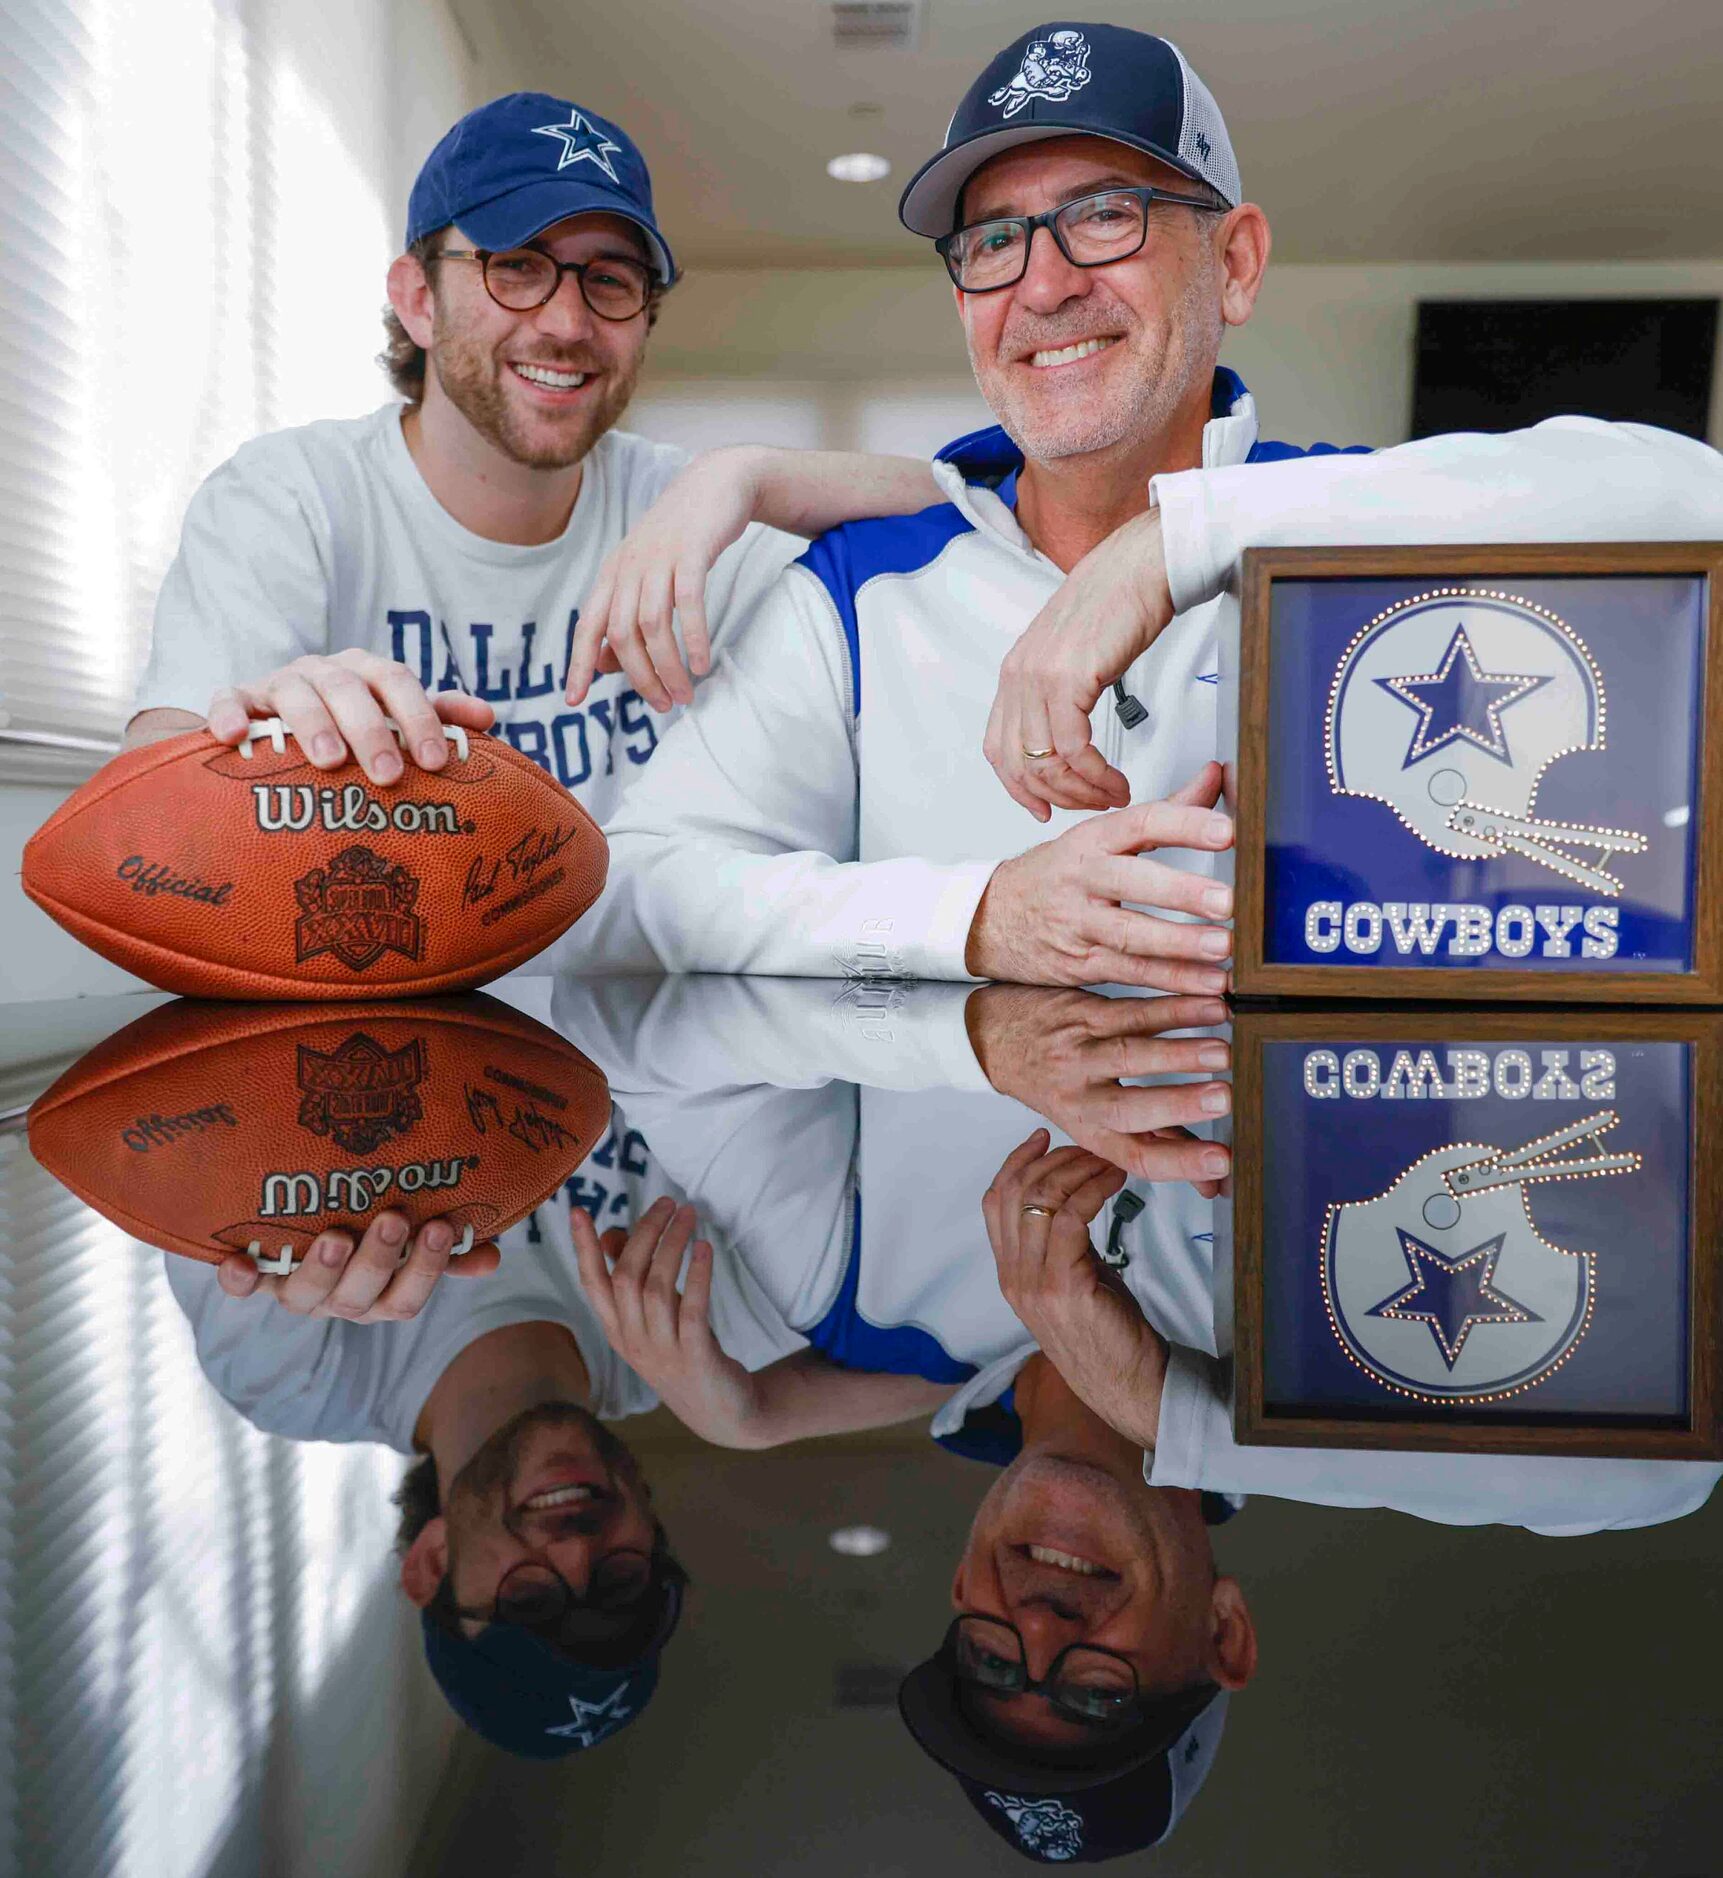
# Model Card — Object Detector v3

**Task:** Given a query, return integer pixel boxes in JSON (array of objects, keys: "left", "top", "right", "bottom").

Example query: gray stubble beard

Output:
[{"left": 970, "top": 260, "right": 1224, "bottom": 466}]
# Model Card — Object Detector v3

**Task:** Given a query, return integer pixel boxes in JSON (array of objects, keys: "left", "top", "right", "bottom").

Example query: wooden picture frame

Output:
[
  {"left": 1231, "top": 544, "right": 1723, "bottom": 1002},
  {"left": 1229, "top": 1006, "right": 1722, "bottom": 1459}
]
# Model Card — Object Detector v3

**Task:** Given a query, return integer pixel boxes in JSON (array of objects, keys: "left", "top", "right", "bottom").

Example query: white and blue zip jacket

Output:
[
  {"left": 579, "top": 380, "right": 1723, "bottom": 980},
  {"left": 554, "top": 974, "right": 1719, "bottom": 1534}
]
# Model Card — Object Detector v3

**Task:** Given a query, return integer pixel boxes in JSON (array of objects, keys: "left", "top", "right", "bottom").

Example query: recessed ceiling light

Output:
[
  {"left": 827, "top": 152, "right": 892, "bottom": 184},
  {"left": 829, "top": 1523, "right": 891, "bottom": 1556}
]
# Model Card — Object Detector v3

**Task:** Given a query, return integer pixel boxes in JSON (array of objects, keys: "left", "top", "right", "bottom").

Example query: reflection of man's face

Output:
[
  {"left": 950, "top": 1452, "right": 1222, "bottom": 1750},
  {"left": 441, "top": 1402, "right": 659, "bottom": 1635}
]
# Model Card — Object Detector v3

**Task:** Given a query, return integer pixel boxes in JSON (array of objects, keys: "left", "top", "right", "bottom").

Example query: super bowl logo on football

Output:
[{"left": 1232, "top": 546, "right": 1723, "bottom": 1000}]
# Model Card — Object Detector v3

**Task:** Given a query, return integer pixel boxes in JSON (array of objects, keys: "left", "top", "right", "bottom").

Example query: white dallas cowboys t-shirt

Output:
[
  {"left": 163, "top": 1118, "right": 806, "bottom": 1452},
  {"left": 133, "top": 404, "right": 801, "bottom": 823}
]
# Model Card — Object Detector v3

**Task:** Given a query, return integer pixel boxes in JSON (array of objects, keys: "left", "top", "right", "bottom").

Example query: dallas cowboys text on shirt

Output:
[{"left": 389, "top": 608, "right": 659, "bottom": 789}]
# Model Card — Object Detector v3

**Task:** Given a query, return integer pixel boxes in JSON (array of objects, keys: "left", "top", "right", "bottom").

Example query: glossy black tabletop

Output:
[{"left": 4, "top": 974, "right": 1719, "bottom": 1876}]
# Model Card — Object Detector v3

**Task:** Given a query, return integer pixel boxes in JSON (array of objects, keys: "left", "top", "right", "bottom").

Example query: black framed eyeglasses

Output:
[
  {"left": 935, "top": 185, "right": 1227, "bottom": 293},
  {"left": 435, "top": 246, "right": 658, "bottom": 321},
  {"left": 947, "top": 1614, "right": 1141, "bottom": 1726},
  {"left": 454, "top": 1551, "right": 686, "bottom": 1665}
]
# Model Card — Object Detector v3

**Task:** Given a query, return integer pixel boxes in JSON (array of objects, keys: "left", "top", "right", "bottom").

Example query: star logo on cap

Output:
[
  {"left": 533, "top": 109, "right": 622, "bottom": 184},
  {"left": 544, "top": 1686, "right": 634, "bottom": 1747}
]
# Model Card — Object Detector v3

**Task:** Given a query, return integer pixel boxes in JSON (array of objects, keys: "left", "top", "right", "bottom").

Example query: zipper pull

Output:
[
  {"left": 1100, "top": 1190, "right": 1144, "bottom": 1268},
  {"left": 1112, "top": 679, "right": 1149, "bottom": 729}
]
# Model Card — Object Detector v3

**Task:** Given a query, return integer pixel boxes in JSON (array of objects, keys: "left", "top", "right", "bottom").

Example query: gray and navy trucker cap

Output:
[{"left": 899, "top": 24, "right": 1240, "bottom": 236}]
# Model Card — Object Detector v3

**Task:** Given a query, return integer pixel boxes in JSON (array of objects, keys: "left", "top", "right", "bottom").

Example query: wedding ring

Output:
[
  {"left": 1021, "top": 745, "right": 1054, "bottom": 761},
  {"left": 1020, "top": 1203, "right": 1055, "bottom": 1218}
]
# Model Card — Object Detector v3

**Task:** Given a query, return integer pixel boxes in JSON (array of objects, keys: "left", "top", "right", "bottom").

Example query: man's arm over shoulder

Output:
[
  {"left": 129, "top": 437, "right": 335, "bottom": 733},
  {"left": 1152, "top": 418, "right": 1723, "bottom": 615},
  {"left": 570, "top": 552, "right": 993, "bottom": 979}
]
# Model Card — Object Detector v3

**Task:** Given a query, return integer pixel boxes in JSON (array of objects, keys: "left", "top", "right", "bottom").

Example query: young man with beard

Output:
[
  {"left": 123, "top": 91, "right": 940, "bottom": 1318},
  {"left": 581, "top": 24, "right": 1722, "bottom": 993},
  {"left": 168, "top": 1180, "right": 737, "bottom": 1757}
]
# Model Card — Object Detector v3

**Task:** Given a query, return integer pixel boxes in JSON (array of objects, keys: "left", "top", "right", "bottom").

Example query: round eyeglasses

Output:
[
  {"left": 453, "top": 1550, "right": 685, "bottom": 1661},
  {"left": 435, "top": 246, "right": 658, "bottom": 321},
  {"left": 948, "top": 1614, "right": 1140, "bottom": 1726},
  {"left": 935, "top": 185, "right": 1226, "bottom": 294}
]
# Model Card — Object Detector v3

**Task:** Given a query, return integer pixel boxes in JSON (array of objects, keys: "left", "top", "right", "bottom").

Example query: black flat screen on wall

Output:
[{"left": 1411, "top": 298, "right": 1717, "bottom": 440}]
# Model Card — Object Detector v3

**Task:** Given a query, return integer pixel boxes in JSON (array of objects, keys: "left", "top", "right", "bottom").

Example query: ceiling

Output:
[{"left": 455, "top": 0, "right": 1723, "bottom": 267}]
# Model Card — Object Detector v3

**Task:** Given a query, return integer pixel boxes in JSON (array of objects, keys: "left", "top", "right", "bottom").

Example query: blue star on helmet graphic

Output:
[
  {"left": 1367, "top": 1229, "right": 1542, "bottom": 1370},
  {"left": 533, "top": 109, "right": 623, "bottom": 183},
  {"left": 544, "top": 1686, "right": 634, "bottom": 1747},
  {"left": 1376, "top": 623, "right": 1551, "bottom": 769}
]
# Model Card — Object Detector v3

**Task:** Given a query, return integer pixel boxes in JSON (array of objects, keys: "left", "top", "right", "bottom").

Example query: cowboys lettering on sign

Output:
[
  {"left": 1321, "top": 1111, "right": 1640, "bottom": 1405},
  {"left": 989, "top": 29, "right": 1092, "bottom": 118}
]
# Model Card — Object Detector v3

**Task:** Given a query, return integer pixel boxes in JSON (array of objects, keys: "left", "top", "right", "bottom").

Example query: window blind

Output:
[
  {"left": 0, "top": 0, "right": 398, "bottom": 785},
  {"left": 0, "top": 1123, "right": 422, "bottom": 1878}
]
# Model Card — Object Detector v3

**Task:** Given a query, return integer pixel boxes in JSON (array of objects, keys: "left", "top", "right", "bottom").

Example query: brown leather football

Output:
[
  {"left": 27, "top": 993, "right": 610, "bottom": 1271},
  {"left": 21, "top": 718, "right": 607, "bottom": 998}
]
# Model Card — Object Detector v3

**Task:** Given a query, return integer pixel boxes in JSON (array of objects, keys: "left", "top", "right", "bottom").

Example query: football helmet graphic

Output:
[
  {"left": 1325, "top": 590, "right": 1648, "bottom": 896},
  {"left": 1320, "top": 1111, "right": 1638, "bottom": 1403}
]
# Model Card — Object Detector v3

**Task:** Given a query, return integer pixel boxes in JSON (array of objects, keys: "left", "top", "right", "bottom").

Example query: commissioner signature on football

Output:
[{"left": 461, "top": 823, "right": 580, "bottom": 908}]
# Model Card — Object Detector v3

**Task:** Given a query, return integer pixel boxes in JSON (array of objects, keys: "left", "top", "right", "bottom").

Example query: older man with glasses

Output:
[{"left": 579, "top": 22, "right": 1721, "bottom": 1007}]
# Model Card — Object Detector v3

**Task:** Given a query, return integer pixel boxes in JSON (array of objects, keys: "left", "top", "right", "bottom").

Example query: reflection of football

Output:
[
  {"left": 27, "top": 993, "right": 610, "bottom": 1271},
  {"left": 21, "top": 719, "right": 607, "bottom": 998}
]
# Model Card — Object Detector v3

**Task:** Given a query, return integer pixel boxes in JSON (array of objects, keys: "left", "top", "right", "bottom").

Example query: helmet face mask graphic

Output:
[
  {"left": 1325, "top": 590, "right": 1649, "bottom": 896},
  {"left": 1320, "top": 1111, "right": 1640, "bottom": 1404}
]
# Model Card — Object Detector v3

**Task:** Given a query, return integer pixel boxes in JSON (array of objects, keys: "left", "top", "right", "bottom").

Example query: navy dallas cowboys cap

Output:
[
  {"left": 422, "top": 1614, "right": 661, "bottom": 1759},
  {"left": 406, "top": 91, "right": 676, "bottom": 282},
  {"left": 899, "top": 1658, "right": 1230, "bottom": 1863},
  {"left": 899, "top": 24, "right": 1240, "bottom": 237}
]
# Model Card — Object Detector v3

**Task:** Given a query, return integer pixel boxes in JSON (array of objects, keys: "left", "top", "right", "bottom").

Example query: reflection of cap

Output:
[
  {"left": 900, "top": 1659, "right": 1228, "bottom": 1863},
  {"left": 405, "top": 91, "right": 675, "bottom": 281},
  {"left": 422, "top": 1611, "right": 672, "bottom": 1760},
  {"left": 899, "top": 24, "right": 1240, "bottom": 237}
]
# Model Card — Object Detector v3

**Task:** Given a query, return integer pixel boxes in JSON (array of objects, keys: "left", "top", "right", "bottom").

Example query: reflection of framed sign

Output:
[
  {"left": 1231, "top": 545, "right": 1723, "bottom": 1001},
  {"left": 1229, "top": 1008, "right": 1721, "bottom": 1458}
]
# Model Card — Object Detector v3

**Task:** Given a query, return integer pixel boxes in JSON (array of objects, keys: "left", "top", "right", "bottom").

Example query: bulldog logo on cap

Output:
[
  {"left": 988, "top": 29, "right": 1092, "bottom": 118},
  {"left": 985, "top": 1793, "right": 1084, "bottom": 1860}
]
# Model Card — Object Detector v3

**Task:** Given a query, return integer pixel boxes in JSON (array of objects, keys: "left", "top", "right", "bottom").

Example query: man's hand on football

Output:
[
  {"left": 967, "top": 986, "right": 1230, "bottom": 1189},
  {"left": 205, "top": 649, "right": 495, "bottom": 786},
  {"left": 215, "top": 1210, "right": 501, "bottom": 1321},
  {"left": 984, "top": 506, "right": 1175, "bottom": 820},
  {"left": 965, "top": 764, "right": 1234, "bottom": 993},
  {"left": 983, "top": 1133, "right": 1169, "bottom": 1451}
]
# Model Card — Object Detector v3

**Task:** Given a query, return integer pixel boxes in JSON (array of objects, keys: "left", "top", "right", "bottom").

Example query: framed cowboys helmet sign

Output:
[
  {"left": 1229, "top": 545, "right": 1723, "bottom": 1001},
  {"left": 1227, "top": 1007, "right": 1722, "bottom": 1458}
]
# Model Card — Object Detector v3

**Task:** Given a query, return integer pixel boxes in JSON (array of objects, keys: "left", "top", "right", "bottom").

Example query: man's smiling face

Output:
[
  {"left": 953, "top": 137, "right": 1227, "bottom": 465},
  {"left": 425, "top": 213, "right": 654, "bottom": 471},
  {"left": 441, "top": 1402, "right": 660, "bottom": 1635}
]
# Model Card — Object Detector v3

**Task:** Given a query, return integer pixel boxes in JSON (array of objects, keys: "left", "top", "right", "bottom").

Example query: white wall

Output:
[{"left": 634, "top": 257, "right": 1723, "bottom": 452}]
